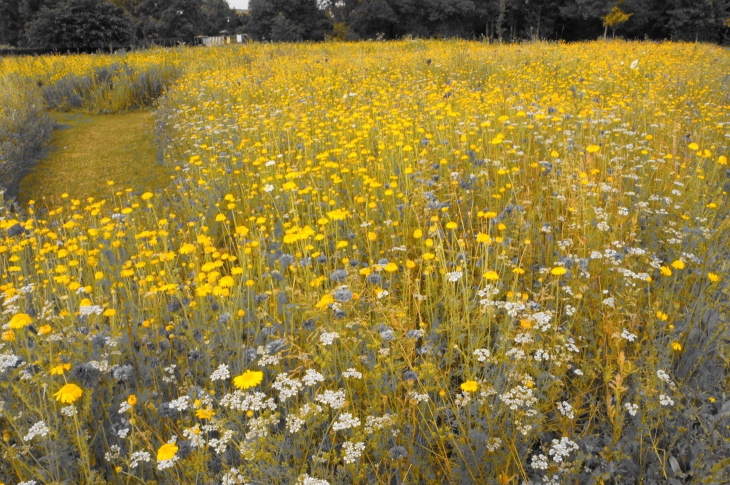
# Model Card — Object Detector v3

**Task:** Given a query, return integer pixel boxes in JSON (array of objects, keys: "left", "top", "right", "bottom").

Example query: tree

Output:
[
  {"left": 667, "top": 0, "right": 729, "bottom": 42},
  {"left": 201, "top": 0, "right": 240, "bottom": 35},
  {"left": 602, "top": 3, "right": 632, "bottom": 38},
  {"left": 348, "top": 0, "right": 398, "bottom": 39},
  {"left": 246, "top": 0, "right": 331, "bottom": 41},
  {"left": 0, "top": 0, "right": 22, "bottom": 45},
  {"left": 134, "top": 0, "right": 207, "bottom": 41},
  {"left": 26, "top": 0, "right": 133, "bottom": 48}
]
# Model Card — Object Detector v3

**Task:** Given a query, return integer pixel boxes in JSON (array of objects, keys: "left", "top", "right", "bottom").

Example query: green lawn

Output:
[{"left": 18, "top": 110, "right": 172, "bottom": 206}]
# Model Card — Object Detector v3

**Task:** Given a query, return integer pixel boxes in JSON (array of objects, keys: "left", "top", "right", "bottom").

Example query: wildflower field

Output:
[{"left": 1, "top": 40, "right": 730, "bottom": 485}]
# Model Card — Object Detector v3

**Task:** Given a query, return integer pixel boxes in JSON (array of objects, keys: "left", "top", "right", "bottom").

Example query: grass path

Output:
[{"left": 18, "top": 110, "right": 172, "bottom": 206}]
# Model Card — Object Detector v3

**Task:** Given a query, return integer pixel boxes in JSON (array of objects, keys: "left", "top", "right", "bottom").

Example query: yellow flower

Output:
[
  {"left": 179, "top": 243, "right": 196, "bottom": 255},
  {"left": 157, "top": 443, "right": 178, "bottom": 462},
  {"left": 2, "top": 330, "right": 15, "bottom": 341},
  {"left": 670, "top": 260, "right": 685, "bottom": 270},
  {"left": 412, "top": 229, "right": 422, "bottom": 239},
  {"left": 53, "top": 383, "right": 83, "bottom": 404},
  {"left": 512, "top": 267, "right": 525, "bottom": 275},
  {"left": 550, "top": 267, "right": 567, "bottom": 276},
  {"left": 141, "top": 192, "right": 154, "bottom": 201},
  {"left": 460, "top": 380, "right": 478, "bottom": 393},
  {"left": 476, "top": 233, "right": 491, "bottom": 243},
  {"left": 708, "top": 272, "right": 720, "bottom": 282},
  {"left": 586, "top": 145, "right": 600, "bottom": 153},
  {"left": 50, "top": 363, "right": 71, "bottom": 375},
  {"left": 127, "top": 395, "right": 137, "bottom": 406},
  {"left": 659, "top": 266, "right": 672, "bottom": 276},
  {"left": 103, "top": 308, "right": 117, "bottom": 317},
  {"left": 687, "top": 142, "right": 699, "bottom": 151},
  {"left": 233, "top": 370, "right": 264, "bottom": 390},
  {"left": 384, "top": 262, "right": 398, "bottom": 273},
  {"left": 316, "top": 293, "right": 334, "bottom": 309},
  {"left": 196, "top": 407, "right": 215, "bottom": 420},
  {"left": 8, "top": 313, "right": 32, "bottom": 329},
  {"left": 445, "top": 222, "right": 457, "bottom": 230},
  {"left": 483, "top": 270, "right": 499, "bottom": 280},
  {"left": 326, "top": 209, "right": 350, "bottom": 221},
  {"left": 218, "top": 276, "right": 235, "bottom": 288},
  {"left": 38, "top": 324, "right": 52, "bottom": 335},
  {"left": 671, "top": 342, "right": 682, "bottom": 351}
]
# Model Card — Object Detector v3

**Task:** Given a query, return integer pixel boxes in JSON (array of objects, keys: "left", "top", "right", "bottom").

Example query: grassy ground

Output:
[{"left": 18, "top": 110, "right": 171, "bottom": 206}]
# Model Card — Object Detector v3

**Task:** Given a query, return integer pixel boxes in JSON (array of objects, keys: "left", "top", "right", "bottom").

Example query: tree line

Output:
[{"left": 1, "top": 0, "right": 729, "bottom": 49}]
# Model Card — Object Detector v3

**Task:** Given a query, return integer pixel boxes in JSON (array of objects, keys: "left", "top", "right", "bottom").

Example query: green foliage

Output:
[
  {"left": 133, "top": 0, "right": 207, "bottom": 41},
  {"left": 0, "top": 77, "right": 55, "bottom": 198},
  {"left": 26, "top": 0, "right": 133, "bottom": 49},
  {"left": 41, "top": 62, "right": 181, "bottom": 113},
  {"left": 668, "top": 0, "right": 730, "bottom": 43},
  {"left": 247, "top": 0, "right": 331, "bottom": 41}
]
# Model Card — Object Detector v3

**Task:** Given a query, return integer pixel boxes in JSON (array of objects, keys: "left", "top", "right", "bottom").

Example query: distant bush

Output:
[
  {"left": 26, "top": 0, "right": 133, "bottom": 50},
  {"left": 0, "top": 77, "right": 55, "bottom": 198},
  {"left": 42, "top": 62, "right": 181, "bottom": 113}
]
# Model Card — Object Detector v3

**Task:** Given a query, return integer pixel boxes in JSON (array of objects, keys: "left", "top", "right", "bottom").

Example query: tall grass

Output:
[
  {"left": 0, "top": 76, "right": 55, "bottom": 198},
  {"left": 42, "top": 62, "right": 181, "bottom": 113}
]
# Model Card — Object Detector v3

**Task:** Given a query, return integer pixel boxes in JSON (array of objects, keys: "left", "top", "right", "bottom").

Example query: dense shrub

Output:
[
  {"left": 42, "top": 62, "right": 181, "bottom": 113},
  {"left": 0, "top": 77, "right": 55, "bottom": 198}
]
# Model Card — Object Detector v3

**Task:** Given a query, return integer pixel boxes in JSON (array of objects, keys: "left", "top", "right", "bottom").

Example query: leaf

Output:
[{"left": 669, "top": 455, "right": 682, "bottom": 477}]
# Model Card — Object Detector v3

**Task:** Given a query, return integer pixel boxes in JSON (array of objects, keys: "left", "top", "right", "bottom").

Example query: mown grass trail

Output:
[{"left": 18, "top": 110, "right": 171, "bottom": 205}]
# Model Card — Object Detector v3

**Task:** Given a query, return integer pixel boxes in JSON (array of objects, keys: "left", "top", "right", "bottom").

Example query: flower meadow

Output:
[{"left": 1, "top": 40, "right": 730, "bottom": 484}]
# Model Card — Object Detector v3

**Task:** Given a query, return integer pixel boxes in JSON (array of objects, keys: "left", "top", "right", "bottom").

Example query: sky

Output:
[{"left": 227, "top": 0, "right": 249, "bottom": 9}]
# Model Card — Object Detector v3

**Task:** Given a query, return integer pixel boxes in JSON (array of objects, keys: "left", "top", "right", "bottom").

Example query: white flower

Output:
[
  {"left": 624, "top": 402, "right": 639, "bottom": 416},
  {"left": 210, "top": 364, "right": 230, "bottom": 381},
  {"left": 486, "top": 437, "right": 502, "bottom": 452},
  {"left": 24, "top": 420, "right": 50, "bottom": 442},
  {"left": 61, "top": 405, "right": 77, "bottom": 417},
  {"left": 557, "top": 401, "right": 574, "bottom": 419},
  {"left": 630, "top": 59, "right": 639, "bottom": 69},
  {"left": 296, "top": 474, "right": 330, "bottom": 485},
  {"left": 408, "top": 391, "right": 429, "bottom": 403},
  {"left": 332, "top": 412, "right": 360, "bottom": 431},
  {"left": 263, "top": 184, "right": 274, "bottom": 192},
  {"left": 0, "top": 353, "right": 20, "bottom": 373},
  {"left": 221, "top": 467, "right": 249, "bottom": 485},
  {"left": 316, "top": 389, "right": 346, "bottom": 409},
  {"left": 473, "top": 348, "right": 490, "bottom": 362},
  {"left": 446, "top": 271, "right": 463, "bottom": 282},
  {"left": 620, "top": 329, "right": 637, "bottom": 342},
  {"left": 79, "top": 305, "right": 104, "bottom": 316},
  {"left": 531, "top": 453, "right": 549, "bottom": 470},
  {"left": 342, "top": 441, "right": 366, "bottom": 464},
  {"left": 659, "top": 394, "right": 674, "bottom": 407},
  {"left": 272, "top": 373, "right": 303, "bottom": 400},
  {"left": 549, "top": 437, "right": 579, "bottom": 464},
  {"left": 168, "top": 396, "right": 190, "bottom": 412},
  {"left": 656, "top": 369, "right": 671, "bottom": 383},
  {"left": 130, "top": 450, "right": 151, "bottom": 469},
  {"left": 343, "top": 368, "right": 362, "bottom": 379},
  {"left": 302, "top": 369, "right": 325, "bottom": 386},
  {"left": 319, "top": 332, "right": 339, "bottom": 346}
]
